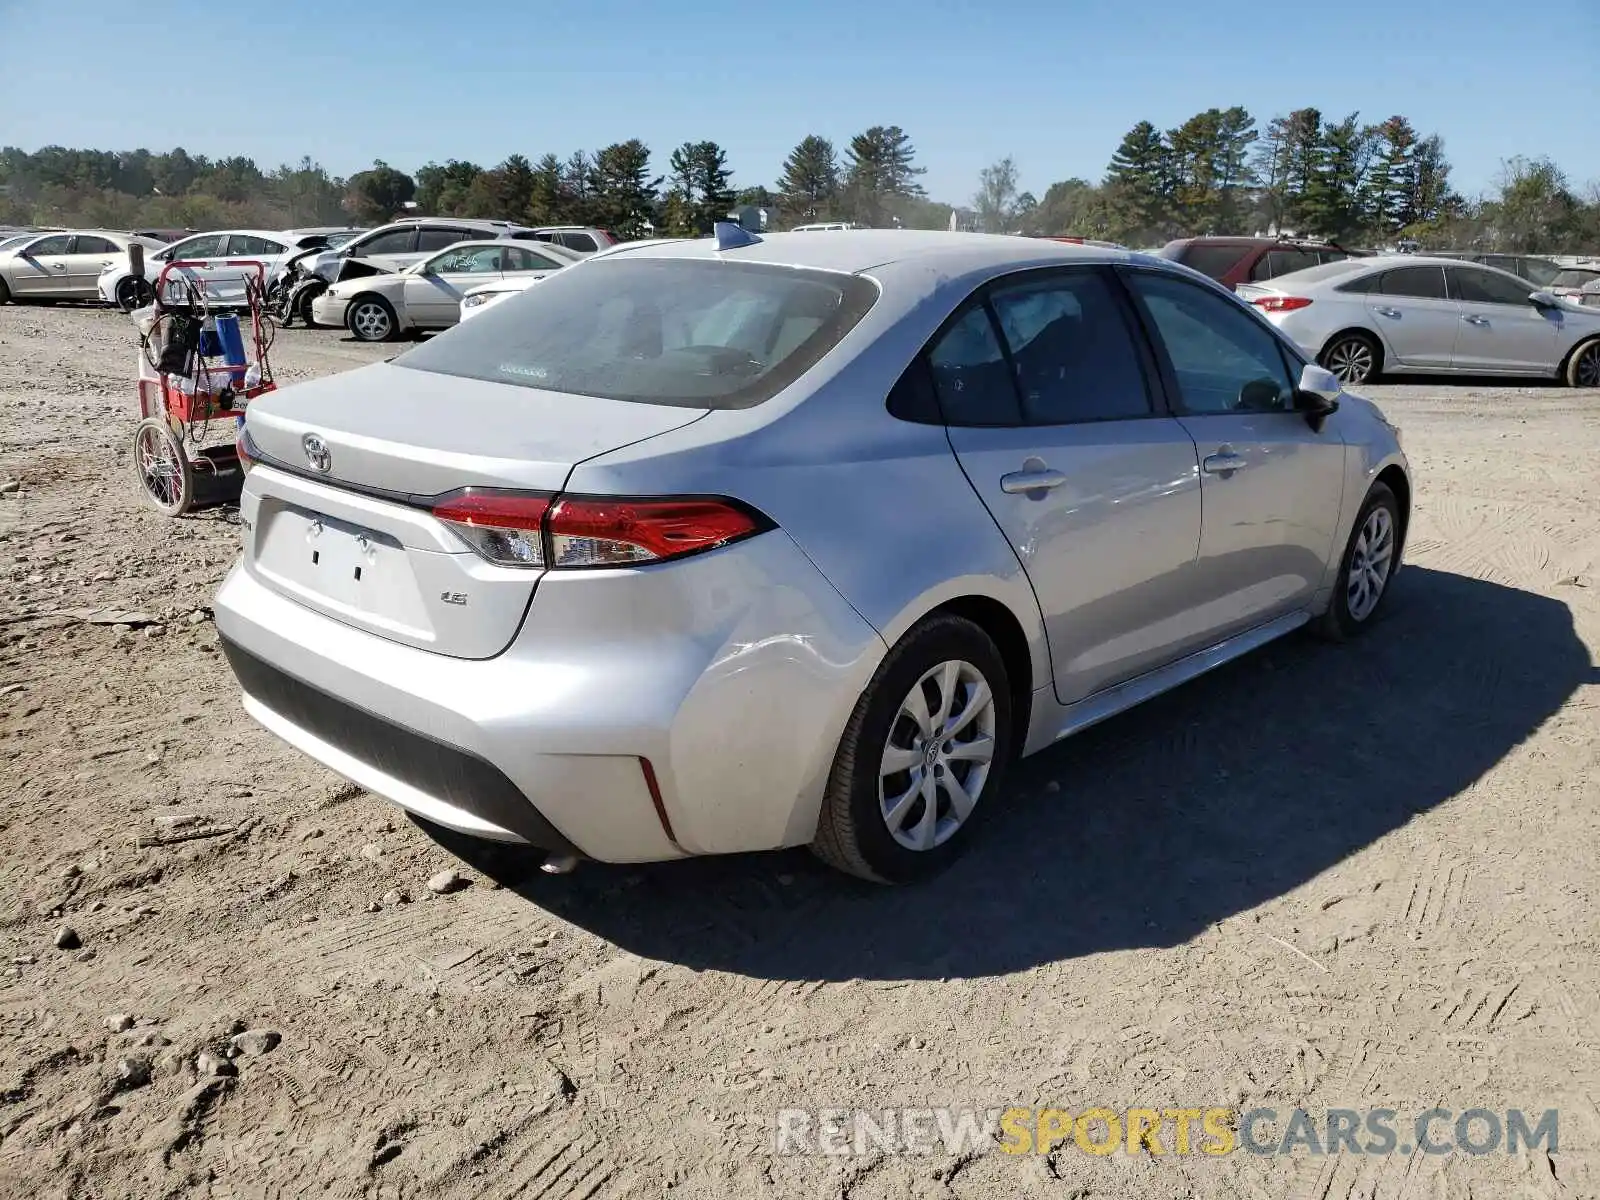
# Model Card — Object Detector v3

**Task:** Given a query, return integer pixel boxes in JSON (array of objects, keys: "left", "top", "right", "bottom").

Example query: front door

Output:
[
  {"left": 406, "top": 244, "right": 506, "bottom": 326},
  {"left": 154, "top": 233, "right": 227, "bottom": 304},
  {"left": 1447, "top": 265, "right": 1561, "bottom": 374},
  {"left": 1365, "top": 263, "right": 1460, "bottom": 370},
  {"left": 1122, "top": 268, "right": 1347, "bottom": 638},
  {"left": 10, "top": 234, "right": 73, "bottom": 295},
  {"left": 932, "top": 267, "right": 1204, "bottom": 705}
]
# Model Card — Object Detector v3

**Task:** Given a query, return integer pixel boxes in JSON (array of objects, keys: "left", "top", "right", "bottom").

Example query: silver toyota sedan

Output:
[{"left": 216, "top": 229, "right": 1411, "bottom": 884}]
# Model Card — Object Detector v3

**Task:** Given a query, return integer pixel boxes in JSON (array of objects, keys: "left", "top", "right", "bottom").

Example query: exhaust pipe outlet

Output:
[{"left": 540, "top": 853, "right": 579, "bottom": 875}]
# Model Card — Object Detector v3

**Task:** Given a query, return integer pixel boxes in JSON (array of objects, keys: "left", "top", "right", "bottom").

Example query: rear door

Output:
[
  {"left": 935, "top": 267, "right": 1205, "bottom": 704},
  {"left": 1447, "top": 265, "right": 1560, "bottom": 374},
  {"left": 405, "top": 244, "right": 505, "bottom": 326},
  {"left": 64, "top": 234, "right": 123, "bottom": 295},
  {"left": 217, "top": 234, "right": 288, "bottom": 303},
  {"left": 1366, "top": 264, "right": 1460, "bottom": 369},
  {"left": 11, "top": 234, "right": 73, "bottom": 295},
  {"left": 154, "top": 233, "right": 227, "bottom": 302},
  {"left": 1122, "top": 268, "right": 1346, "bottom": 635}
]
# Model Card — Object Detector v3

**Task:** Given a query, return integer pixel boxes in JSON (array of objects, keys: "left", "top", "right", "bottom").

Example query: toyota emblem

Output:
[{"left": 302, "top": 434, "right": 332, "bottom": 473}]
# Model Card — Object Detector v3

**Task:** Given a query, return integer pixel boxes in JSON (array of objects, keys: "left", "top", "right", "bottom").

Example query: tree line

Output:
[{"left": 2, "top": 112, "right": 1595, "bottom": 253}]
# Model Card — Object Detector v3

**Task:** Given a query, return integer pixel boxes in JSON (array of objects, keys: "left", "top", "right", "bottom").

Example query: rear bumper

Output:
[{"left": 213, "top": 530, "right": 886, "bottom": 863}]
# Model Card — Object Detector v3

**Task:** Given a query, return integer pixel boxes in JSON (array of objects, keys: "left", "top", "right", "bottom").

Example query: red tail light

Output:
[
  {"left": 431, "top": 490, "right": 766, "bottom": 569},
  {"left": 236, "top": 429, "right": 256, "bottom": 474},
  {"left": 1251, "top": 295, "right": 1313, "bottom": 312},
  {"left": 432, "top": 491, "right": 551, "bottom": 567}
]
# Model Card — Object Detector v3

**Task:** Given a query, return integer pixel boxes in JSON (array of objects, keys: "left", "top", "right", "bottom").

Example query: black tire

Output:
[
  {"left": 0, "top": 277, "right": 10, "bottom": 304},
  {"left": 131, "top": 417, "right": 193, "bottom": 517},
  {"left": 346, "top": 294, "right": 399, "bottom": 342},
  {"left": 295, "top": 286, "right": 322, "bottom": 326},
  {"left": 1320, "top": 331, "right": 1381, "bottom": 386},
  {"left": 1564, "top": 337, "right": 1600, "bottom": 388},
  {"left": 115, "top": 276, "right": 153, "bottom": 313},
  {"left": 1314, "top": 482, "right": 1401, "bottom": 641},
  {"left": 812, "top": 614, "right": 1012, "bottom": 884}
]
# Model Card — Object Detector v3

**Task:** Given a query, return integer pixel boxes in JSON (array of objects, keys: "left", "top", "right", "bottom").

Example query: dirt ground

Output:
[{"left": 1, "top": 304, "right": 1597, "bottom": 1200}]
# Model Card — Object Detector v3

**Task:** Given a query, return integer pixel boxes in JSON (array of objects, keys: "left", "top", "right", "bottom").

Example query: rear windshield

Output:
[{"left": 395, "top": 257, "right": 878, "bottom": 409}]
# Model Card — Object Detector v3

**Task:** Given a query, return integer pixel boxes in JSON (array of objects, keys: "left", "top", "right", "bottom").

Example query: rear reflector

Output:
[
  {"left": 1251, "top": 295, "right": 1313, "bottom": 312},
  {"left": 432, "top": 490, "right": 766, "bottom": 569}
]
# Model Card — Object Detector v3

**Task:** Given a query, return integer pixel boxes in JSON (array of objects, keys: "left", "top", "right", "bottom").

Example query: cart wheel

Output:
[{"left": 132, "top": 418, "right": 194, "bottom": 517}]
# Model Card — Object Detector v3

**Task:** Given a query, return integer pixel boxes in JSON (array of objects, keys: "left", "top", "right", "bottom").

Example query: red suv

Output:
[{"left": 1156, "top": 236, "right": 1368, "bottom": 290}]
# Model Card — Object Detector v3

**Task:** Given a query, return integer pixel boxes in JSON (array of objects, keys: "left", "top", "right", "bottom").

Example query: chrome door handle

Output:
[
  {"left": 1463, "top": 314, "right": 1489, "bottom": 325},
  {"left": 1374, "top": 306, "right": 1401, "bottom": 318},
  {"left": 1202, "top": 452, "right": 1247, "bottom": 476},
  {"left": 1000, "top": 468, "right": 1068, "bottom": 494}
]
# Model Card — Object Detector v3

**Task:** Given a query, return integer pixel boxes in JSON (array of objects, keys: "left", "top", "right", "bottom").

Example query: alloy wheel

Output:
[
  {"left": 878, "top": 660, "right": 997, "bottom": 852},
  {"left": 1326, "top": 338, "right": 1374, "bottom": 384},
  {"left": 1347, "top": 506, "right": 1395, "bottom": 622},
  {"left": 1576, "top": 343, "right": 1600, "bottom": 388},
  {"left": 350, "top": 301, "right": 391, "bottom": 341}
]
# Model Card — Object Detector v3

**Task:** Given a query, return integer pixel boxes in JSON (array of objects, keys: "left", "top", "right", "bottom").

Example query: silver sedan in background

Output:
[
  {"left": 1238, "top": 256, "right": 1600, "bottom": 387},
  {"left": 0, "top": 230, "right": 164, "bottom": 303},
  {"left": 217, "top": 231, "right": 1409, "bottom": 884}
]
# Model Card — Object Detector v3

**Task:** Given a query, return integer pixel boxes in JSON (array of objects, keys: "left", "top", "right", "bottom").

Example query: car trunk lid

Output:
[{"left": 238, "top": 362, "right": 709, "bottom": 658}]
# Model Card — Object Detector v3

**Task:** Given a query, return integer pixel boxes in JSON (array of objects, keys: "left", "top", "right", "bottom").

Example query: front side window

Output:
[
  {"left": 396, "top": 258, "right": 877, "bottom": 409},
  {"left": 988, "top": 271, "right": 1151, "bottom": 424},
  {"left": 227, "top": 235, "right": 286, "bottom": 256},
  {"left": 163, "top": 234, "right": 225, "bottom": 260},
  {"left": 354, "top": 228, "right": 417, "bottom": 256},
  {"left": 1451, "top": 267, "right": 1535, "bottom": 307},
  {"left": 25, "top": 235, "right": 73, "bottom": 256},
  {"left": 1127, "top": 272, "right": 1295, "bottom": 415},
  {"left": 1378, "top": 266, "right": 1449, "bottom": 300},
  {"left": 426, "top": 245, "right": 504, "bottom": 274}
]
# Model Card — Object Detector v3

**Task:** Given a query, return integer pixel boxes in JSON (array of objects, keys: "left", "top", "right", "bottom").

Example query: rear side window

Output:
[
  {"left": 506, "top": 246, "right": 566, "bottom": 271},
  {"left": 988, "top": 272, "right": 1151, "bottom": 423},
  {"left": 557, "top": 231, "right": 599, "bottom": 253},
  {"left": 395, "top": 258, "right": 877, "bottom": 409},
  {"left": 71, "top": 235, "right": 118, "bottom": 254},
  {"left": 1175, "top": 244, "right": 1250, "bottom": 281},
  {"left": 227, "top": 235, "right": 286, "bottom": 255},
  {"left": 1251, "top": 249, "right": 1319, "bottom": 281},
  {"left": 927, "top": 307, "right": 1019, "bottom": 426},
  {"left": 355, "top": 228, "right": 416, "bottom": 255},
  {"left": 417, "top": 227, "right": 477, "bottom": 251},
  {"left": 1379, "top": 266, "right": 1448, "bottom": 299}
]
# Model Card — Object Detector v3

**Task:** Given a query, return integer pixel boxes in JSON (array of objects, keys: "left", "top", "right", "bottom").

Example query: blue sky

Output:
[{"left": 1, "top": 0, "right": 1594, "bottom": 203}]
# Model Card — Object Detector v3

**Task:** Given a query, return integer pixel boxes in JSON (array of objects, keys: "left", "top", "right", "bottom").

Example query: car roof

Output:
[{"left": 598, "top": 229, "right": 1139, "bottom": 276}]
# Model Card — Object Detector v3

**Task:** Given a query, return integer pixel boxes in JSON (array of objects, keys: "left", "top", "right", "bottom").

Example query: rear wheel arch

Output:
[
  {"left": 1320, "top": 327, "right": 1384, "bottom": 376},
  {"left": 922, "top": 595, "right": 1033, "bottom": 761}
]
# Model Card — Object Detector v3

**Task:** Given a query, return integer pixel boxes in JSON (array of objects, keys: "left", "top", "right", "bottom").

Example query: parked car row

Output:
[{"left": 0, "top": 216, "right": 618, "bottom": 340}]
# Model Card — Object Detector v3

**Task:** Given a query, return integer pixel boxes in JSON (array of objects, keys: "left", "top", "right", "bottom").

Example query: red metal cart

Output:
[{"left": 131, "top": 259, "right": 277, "bottom": 516}]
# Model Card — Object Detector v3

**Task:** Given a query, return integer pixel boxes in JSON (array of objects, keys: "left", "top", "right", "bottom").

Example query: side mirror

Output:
[
  {"left": 1529, "top": 290, "right": 1558, "bottom": 308},
  {"left": 1294, "top": 363, "right": 1341, "bottom": 429}
]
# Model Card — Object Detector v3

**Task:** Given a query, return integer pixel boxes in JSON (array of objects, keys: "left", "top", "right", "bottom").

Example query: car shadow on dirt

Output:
[{"left": 431, "top": 566, "right": 1596, "bottom": 981}]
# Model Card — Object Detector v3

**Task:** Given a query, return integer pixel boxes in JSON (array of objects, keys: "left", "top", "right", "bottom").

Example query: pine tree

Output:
[
  {"left": 777, "top": 135, "right": 839, "bottom": 223},
  {"left": 843, "top": 126, "right": 925, "bottom": 226},
  {"left": 589, "top": 140, "right": 660, "bottom": 238},
  {"left": 1103, "top": 120, "right": 1170, "bottom": 241}
]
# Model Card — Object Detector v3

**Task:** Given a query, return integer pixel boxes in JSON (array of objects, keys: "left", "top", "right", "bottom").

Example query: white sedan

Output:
[
  {"left": 314, "top": 241, "right": 576, "bottom": 341},
  {"left": 458, "top": 275, "right": 541, "bottom": 321},
  {"left": 98, "top": 228, "right": 354, "bottom": 311}
]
